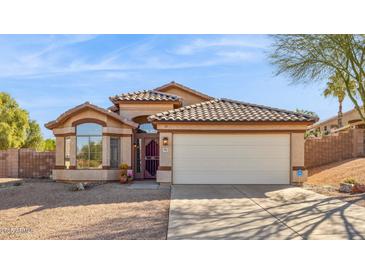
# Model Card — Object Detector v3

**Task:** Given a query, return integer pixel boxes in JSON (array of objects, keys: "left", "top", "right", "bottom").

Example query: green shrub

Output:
[
  {"left": 343, "top": 177, "right": 357, "bottom": 185},
  {"left": 119, "top": 163, "right": 129, "bottom": 170}
]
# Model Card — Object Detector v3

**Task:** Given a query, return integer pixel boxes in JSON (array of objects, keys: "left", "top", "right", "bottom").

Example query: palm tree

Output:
[{"left": 323, "top": 71, "right": 356, "bottom": 128}]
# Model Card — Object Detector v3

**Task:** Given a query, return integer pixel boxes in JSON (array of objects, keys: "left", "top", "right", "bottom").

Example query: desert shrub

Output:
[{"left": 343, "top": 177, "right": 357, "bottom": 185}]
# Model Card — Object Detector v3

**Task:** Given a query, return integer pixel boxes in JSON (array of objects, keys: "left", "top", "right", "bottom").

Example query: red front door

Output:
[{"left": 144, "top": 138, "right": 159, "bottom": 179}]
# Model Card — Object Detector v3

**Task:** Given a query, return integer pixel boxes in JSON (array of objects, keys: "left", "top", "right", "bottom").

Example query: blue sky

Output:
[{"left": 0, "top": 34, "right": 354, "bottom": 138}]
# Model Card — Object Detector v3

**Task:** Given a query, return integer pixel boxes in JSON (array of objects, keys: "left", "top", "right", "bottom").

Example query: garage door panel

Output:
[
  {"left": 173, "top": 159, "right": 289, "bottom": 171},
  {"left": 173, "top": 134, "right": 290, "bottom": 185},
  {"left": 173, "top": 147, "right": 289, "bottom": 160},
  {"left": 173, "top": 134, "right": 288, "bottom": 146},
  {"left": 174, "top": 171, "right": 289, "bottom": 185}
]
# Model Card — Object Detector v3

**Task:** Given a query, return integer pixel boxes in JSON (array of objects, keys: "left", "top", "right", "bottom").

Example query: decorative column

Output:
[
  {"left": 55, "top": 136, "right": 65, "bottom": 169},
  {"left": 157, "top": 132, "right": 172, "bottom": 186}
]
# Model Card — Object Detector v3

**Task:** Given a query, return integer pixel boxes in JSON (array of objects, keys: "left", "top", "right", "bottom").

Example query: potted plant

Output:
[
  {"left": 119, "top": 163, "right": 129, "bottom": 184},
  {"left": 127, "top": 169, "right": 133, "bottom": 182}
]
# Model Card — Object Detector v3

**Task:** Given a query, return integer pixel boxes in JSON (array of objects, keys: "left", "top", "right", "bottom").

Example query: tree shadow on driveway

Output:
[{"left": 168, "top": 185, "right": 365, "bottom": 240}]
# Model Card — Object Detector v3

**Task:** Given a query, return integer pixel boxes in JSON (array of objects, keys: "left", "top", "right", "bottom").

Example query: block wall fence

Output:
[
  {"left": 305, "top": 128, "right": 365, "bottom": 170},
  {"left": 0, "top": 148, "right": 55, "bottom": 178}
]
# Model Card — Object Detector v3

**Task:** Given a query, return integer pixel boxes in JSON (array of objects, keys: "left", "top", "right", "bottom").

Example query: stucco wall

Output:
[
  {"left": 55, "top": 136, "right": 65, "bottom": 166},
  {"left": 121, "top": 136, "right": 132, "bottom": 167},
  {"left": 159, "top": 87, "right": 208, "bottom": 106},
  {"left": 53, "top": 169, "right": 120, "bottom": 181},
  {"left": 290, "top": 132, "right": 306, "bottom": 183},
  {"left": 119, "top": 103, "right": 175, "bottom": 120},
  {"left": 159, "top": 132, "right": 172, "bottom": 167},
  {"left": 50, "top": 106, "right": 134, "bottom": 181},
  {"left": 291, "top": 133, "right": 305, "bottom": 167},
  {"left": 59, "top": 109, "right": 130, "bottom": 129},
  {"left": 156, "top": 132, "right": 173, "bottom": 184}
]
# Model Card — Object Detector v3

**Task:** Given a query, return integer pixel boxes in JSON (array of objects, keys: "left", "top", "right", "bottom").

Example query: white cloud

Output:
[
  {"left": 0, "top": 35, "right": 267, "bottom": 79},
  {"left": 0, "top": 35, "right": 99, "bottom": 78},
  {"left": 216, "top": 50, "right": 258, "bottom": 61},
  {"left": 174, "top": 36, "right": 269, "bottom": 55}
]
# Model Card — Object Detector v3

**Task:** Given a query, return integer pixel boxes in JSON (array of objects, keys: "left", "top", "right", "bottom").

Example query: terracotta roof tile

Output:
[
  {"left": 110, "top": 90, "right": 181, "bottom": 104},
  {"left": 149, "top": 99, "right": 317, "bottom": 123}
]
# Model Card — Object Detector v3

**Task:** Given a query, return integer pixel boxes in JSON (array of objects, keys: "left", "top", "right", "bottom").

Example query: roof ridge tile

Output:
[{"left": 148, "top": 98, "right": 317, "bottom": 123}]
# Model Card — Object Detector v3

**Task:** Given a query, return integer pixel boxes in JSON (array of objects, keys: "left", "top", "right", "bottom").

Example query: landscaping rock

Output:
[
  {"left": 76, "top": 183, "right": 85, "bottom": 191},
  {"left": 339, "top": 183, "right": 353, "bottom": 193},
  {"left": 69, "top": 183, "right": 85, "bottom": 191},
  {"left": 353, "top": 184, "right": 365, "bottom": 194}
]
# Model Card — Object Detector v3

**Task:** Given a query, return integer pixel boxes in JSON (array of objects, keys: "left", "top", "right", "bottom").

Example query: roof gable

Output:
[
  {"left": 45, "top": 102, "right": 138, "bottom": 129},
  {"left": 155, "top": 81, "right": 213, "bottom": 101}
]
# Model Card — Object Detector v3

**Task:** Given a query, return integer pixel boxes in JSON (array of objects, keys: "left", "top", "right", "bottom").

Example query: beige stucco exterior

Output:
[
  {"left": 156, "top": 132, "right": 173, "bottom": 184},
  {"left": 290, "top": 132, "right": 306, "bottom": 183},
  {"left": 47, "top": 82, "right": 311, "bottom": 184},
  {"left": 121, "top": 136, "right": 132, "bottom": 167},
  {"left": 55, "top": 136, "right": 64, "bottom": 166},
  {"left": 47, "top": 105, "right": 135, "bottom": 182},
  {"left": 53, "top": 169, "right": 121, "bottom": 181},
  {"left": 119, "top": 102, "right": 176, "bottom": 120},
  {"left": 157, "top": 86, "right": 210, "bottom": 106}
]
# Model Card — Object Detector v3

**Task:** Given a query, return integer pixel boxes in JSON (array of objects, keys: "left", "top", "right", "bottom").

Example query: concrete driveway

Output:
[{"left": 168, "top": 185, "right": 365, "bottom": 240}]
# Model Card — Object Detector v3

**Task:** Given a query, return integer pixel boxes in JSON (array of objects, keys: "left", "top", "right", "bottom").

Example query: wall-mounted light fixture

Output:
[
  {"left": 162, "top": 137, "right": 168, "bottom": 146},
  {"left": 133, "top": 142, "right": 138, "bottom": 149}
]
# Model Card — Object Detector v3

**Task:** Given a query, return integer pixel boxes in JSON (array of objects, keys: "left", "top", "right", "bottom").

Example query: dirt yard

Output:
[
  {"left": 0, "top": 179, "right": 170, "bottom": 240},
  {"left": 304, "top": 158, "right": 365, "bottom": 208}
]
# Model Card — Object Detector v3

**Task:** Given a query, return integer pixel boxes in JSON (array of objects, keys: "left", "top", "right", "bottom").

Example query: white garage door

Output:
[{"left": 173, "top": 134, "right": 290, "bottom": 184}]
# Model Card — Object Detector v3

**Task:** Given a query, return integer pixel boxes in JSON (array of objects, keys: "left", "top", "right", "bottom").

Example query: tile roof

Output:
[
  {"left": 149, "top": 98, "right": 317, "bottom": 123},
  {"left": 109, "top": 90, "right": 181, "bottom": 104}
]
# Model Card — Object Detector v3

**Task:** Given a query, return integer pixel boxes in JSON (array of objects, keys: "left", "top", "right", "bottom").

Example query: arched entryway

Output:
[{"left": 133, "top": 116, "right": 159, "bottom": 179}]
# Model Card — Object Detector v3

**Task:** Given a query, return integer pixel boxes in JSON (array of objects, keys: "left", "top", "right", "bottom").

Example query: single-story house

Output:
[
  {"left": 45, "top": 81, "right": 316, "bottom": 185},
  {"left": 308, "top": 107, "right": 365, "bottom": 134}
]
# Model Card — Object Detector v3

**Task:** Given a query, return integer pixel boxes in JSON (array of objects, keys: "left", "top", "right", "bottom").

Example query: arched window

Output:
[
  {"left": 76, "top": 123, "right": 103, "bottom": 169},
  {"left": 138, "top": 123, "right": 157, "bottom": 133}
]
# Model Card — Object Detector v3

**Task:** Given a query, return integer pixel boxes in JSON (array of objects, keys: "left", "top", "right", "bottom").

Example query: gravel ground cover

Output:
[
  {"left": 0, "top": 179, "right": 170, "bottom": 240},
  {"left": 304, "top": 158, "right": 365, "bottom": 208}
]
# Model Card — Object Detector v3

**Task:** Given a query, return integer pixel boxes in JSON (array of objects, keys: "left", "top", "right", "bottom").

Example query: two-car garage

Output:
[
  {"left": 150, "top": 98, "right": 315, "bottom": 185},
  {"left": 172, "top": 134, "right": 291, "bottom": 185}
]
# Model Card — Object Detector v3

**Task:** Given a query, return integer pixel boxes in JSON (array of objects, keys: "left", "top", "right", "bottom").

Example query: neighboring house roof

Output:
[
  {"left": 149, "top": 98, "right": 317, "bottom": 123},
  {"left": 155, "top": 81, "right": 213, "bottom": 100},
  {"left": 308, "top": 107, "right": 363, "bottom": 130},
  {"left": 109, "top": 90, "right": 182, "bottom": 104},
  {"left": 45, "top": 102, "right": 138, "bottom": 129}
]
